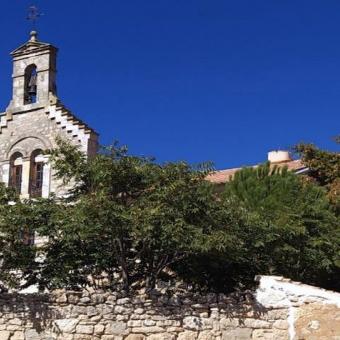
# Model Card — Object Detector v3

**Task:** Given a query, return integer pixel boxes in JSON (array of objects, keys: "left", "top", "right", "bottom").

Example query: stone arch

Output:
[{"left": 6, "top": 135, "right": 53, "bottom": 160}]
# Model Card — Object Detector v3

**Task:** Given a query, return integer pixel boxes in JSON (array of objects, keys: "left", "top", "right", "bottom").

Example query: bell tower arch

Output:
[{"left": 7, "top": 31, "right": 58, "bottom": 112}]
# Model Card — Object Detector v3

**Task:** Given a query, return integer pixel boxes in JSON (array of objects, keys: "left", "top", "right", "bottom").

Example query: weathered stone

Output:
[
  {"left": 79, "top": 297, "right": 91, "bottom": 304},
  {"left": 91, "top": 294, "right": 106, "bottom": 304},
  {"left": 128, "top": 320, "right": 143, "bottom": 327},
  {"left": 243, "top": 318, "right": 271, "bottom": 329},
  {"left": 132, "top": 327, "right": 165, "bottom": 334},
  {"left": 8, "top": 318, "right": 22, "bottom": 326},
  {"left": 221, "top": 328, "right": 252, "bottom": 340},
  {"left": 295, "top": 303, "right": 340, "bottom": 340},
  {"left": 24, "top": 329, "right": 41, "bottom": 340},
  {"left": 6, "top": 325, "right": 21, "bottom": 331},
  {"left": 219, "top": 317, "right": 239, "bottom": 329},
  {"left": 114, "top": 305, "right": 132, "bottom": 314},
  {"left": 143, "top": 319, "right": 156, "bottom": 327},
  {"left": 76, "top": 325, "right": 93, "bottom": 334},
  {"left": 125, "top": 335, "right": 145, "bottom": 340},
  {"left": 116, "top": 298, "right": 130, "bottom": 305},
  {"left": 87, "top": 306, "right": 98, "bottom": 316},
  {"left": 183, "top": 316, "right": 203, "bottom": 330},
  {"left": 177, "top": 331, "right": 198, "bottom": 340},
  {"left": 67, "top": 293, "right": 80, "bottom": 304},
  {"left": 0, "top": 331, "right": 10, "bottom": 340},
  {"left": 74, "top": 335, "right": 97, "bottom": 340},
  {"left": 10, "top": 331, "right": 25, "bottom": 340},
  {"left": 273, "top": 320, "right": 289, "bottom": 330},
  {"left": 147, "top": 334, "right": 175, "bottom": 340},
  {"left": 0, "top": 276, "right": 337, "bottom": 340},
  {"left": 105, "top": 322, "right": 127, "bottom": 335},
  {"left": 264, "top": 309, "right": 288, "bottom": 320},
  {"left": 54, "top": 318, "right": 79, "bottom": 333},
  {"left": 252, "top": 329, "right": 288, "bottom": 340},
  {"left": 94, "top": 324, "right": 105, "bottom": 334},
  {"left": 197, "top": 330, "right": 217, "bottom": 340},
  {"left": 72, "top": 306, "right": 87, "bottom": 315}
]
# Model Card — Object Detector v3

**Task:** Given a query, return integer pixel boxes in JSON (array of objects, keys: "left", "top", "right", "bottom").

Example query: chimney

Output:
[{"left": 267, "top": 150, "right": 292, "bottom": 164}]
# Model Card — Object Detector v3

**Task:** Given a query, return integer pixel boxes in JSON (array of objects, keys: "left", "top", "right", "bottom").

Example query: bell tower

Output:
[
  {"left": 7, "top": 30, "right": 58, "bottom": 113},
  {"left": 0, "top": 30, "right": 98, "bottom": 200}
]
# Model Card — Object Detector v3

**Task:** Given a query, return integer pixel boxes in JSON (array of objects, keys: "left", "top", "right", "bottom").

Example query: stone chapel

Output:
[{"left": 0, "top": 31, "right": 98, "bottom": 199}]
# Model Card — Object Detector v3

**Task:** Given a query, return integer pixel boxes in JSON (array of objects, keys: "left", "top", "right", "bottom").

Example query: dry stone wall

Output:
[{"left": 0, "top": 276, "right": 339, "bottom": 340}]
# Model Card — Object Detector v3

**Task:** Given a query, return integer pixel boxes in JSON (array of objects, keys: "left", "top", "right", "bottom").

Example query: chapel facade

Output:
[{"left": 0, "top": 31, "right": 98, "bottom": 199}]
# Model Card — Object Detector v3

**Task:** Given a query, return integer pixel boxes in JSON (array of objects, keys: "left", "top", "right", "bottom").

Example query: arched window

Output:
[
  {"left": 24, "top": 64, "right": 37, "bottom": 104},
  {"left": 9, "top": 152, "right": 23, "bottom": 194},
  {"left": 29, "top": 150, "right": 44, "bottom": 198}
]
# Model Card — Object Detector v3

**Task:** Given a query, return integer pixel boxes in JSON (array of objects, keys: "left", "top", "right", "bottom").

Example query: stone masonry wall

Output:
[{"left": 0, "top": 276, "right": 339, "bottom": 340}]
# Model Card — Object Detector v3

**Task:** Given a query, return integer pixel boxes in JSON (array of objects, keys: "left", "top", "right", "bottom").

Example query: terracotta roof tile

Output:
[{"left": 206, "top": 159, "right": 306, "bottom": 184}]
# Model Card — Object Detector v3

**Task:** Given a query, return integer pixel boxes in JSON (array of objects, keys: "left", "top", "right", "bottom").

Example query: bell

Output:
[
  {"left": 28, "top": 74, "right": 37, "bottom": 96},
  {"left": 28, "top": 84, "right": 37, "bottom": 96}
]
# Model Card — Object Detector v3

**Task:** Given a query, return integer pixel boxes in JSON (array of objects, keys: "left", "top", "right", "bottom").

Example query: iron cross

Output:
[{"left": 27, "top": 5, "right": 43, "bottom": 29}]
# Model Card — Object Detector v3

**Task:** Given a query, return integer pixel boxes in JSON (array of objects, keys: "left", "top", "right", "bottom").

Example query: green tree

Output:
[
  {"left": 0, "top": 185, "right": 47, "bottom": 291},
  {"left": 35, "top": 140, "right": 233, "bottom": 291},
  {"left": 221, "top": 163, "right": 340, "bottom": 290},
  {"left": 294, "top": 136, "right": 340, "bottom": 208}
]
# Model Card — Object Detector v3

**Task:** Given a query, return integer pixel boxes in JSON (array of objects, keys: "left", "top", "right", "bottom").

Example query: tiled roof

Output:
[{"left": 206, "top": 159, "right": 306, "bottom": 184}]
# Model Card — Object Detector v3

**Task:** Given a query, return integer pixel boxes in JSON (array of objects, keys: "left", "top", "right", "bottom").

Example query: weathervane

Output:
[{"left": 27, "top": 5, "right": 43, "bottom": 30}]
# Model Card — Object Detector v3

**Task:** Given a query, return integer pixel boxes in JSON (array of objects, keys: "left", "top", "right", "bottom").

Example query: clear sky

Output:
[{"left": 0, "top": 1, "right": 338, "bottom": 169}]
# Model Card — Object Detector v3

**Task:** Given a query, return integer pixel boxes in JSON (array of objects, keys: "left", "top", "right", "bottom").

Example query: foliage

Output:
[
  {"left": 221, "top": 163, "right": 340, "bottom": 290},
  {"left": 0, "top": 185, "right": 43, "bottom": 290},
  {"left": 0, "top": 139, "right": 338, "bottom": 293},
  {"left": 33, "top": 140, "right": 233, "bottom": 291},
  {"left": 294, "top": 136, "right": 340, "bottom": 208}
]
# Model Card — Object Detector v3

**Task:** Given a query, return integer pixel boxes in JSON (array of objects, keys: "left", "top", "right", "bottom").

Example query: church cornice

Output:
[{"left": 10, "top": 31, "right": 58, "bottom": 58}]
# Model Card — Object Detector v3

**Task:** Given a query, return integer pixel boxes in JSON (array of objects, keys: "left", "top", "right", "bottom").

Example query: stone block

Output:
[
  {"left": 264, "top": 308, "right": 288, "bottom": 320},
  {"left": 177, "top": 331, "right": 198, "bottom": 340},
  {"left": 94, "top": 324, "right": 105, "bottom": 334},
  {"left": 0, "top": 331, "right": 10, "bottom": 340},
  {"left": 252, "top": 329, "right": 288, "bottom": 340},
  {"left": 10, "top": 331, "right": 25, "bottom": 340},
  {"left": 24, "top": 329, "right": 41, "bottom": 340},
  {"left": 143, "top": 320, "right": 156, "bottom": 327},
  {"left": 105, "top": 321, "right": 127, "bottom": 335},
  {"left": 219, "top": 317, "right": 240, "bottom": 329},
  {"left": 74, "top": 335, "right": 98, "bottom": 340},
  {"left": 221, "top": 328, "right": 252, "bottom": 340},
  {"left": 242, "top": 318, "right": 271, "bottom": 329},
  {"left": 9, "top": 318, "right": 22, "bottom": 326},
  {"left": 197, "top": 330, "right": 218, "bottom": 340},
  {"left": 86, "top": 306, "right": 98, "bottom": 316},
  {"left": 54, "top": 318, "right": 79, "bottom": 333},
  {"left": 76, "top": 325, "right": 93, "bottom": 334},
  {"left": 273, "top": 320, "right": 289, "bottom": 330},
  {"left": 147, "top": 334, "right": 175, "bottom": 340},
  {"left": 79, "top": 297, "right": 91, "bottom": 304},
  {"left": 6, "top": 325, "right": 21, "bottom": 331},
  {"left": 183, "top": 316, "right": 203, "bottom": 330},
  {"left": 128, "top": 320, "right": 143, "bottom": 327},
  {"left": 116, "top": 298, "right": 130, "bottom": 305},
  {"left": 132, "top": 327, "right": 165, "bottom": 334},
  {"left": 125, "top": 335, "right": 145, "bottom": 340},
  {"left": 295, "top": 303, "right": 340, "bottom": 340}
]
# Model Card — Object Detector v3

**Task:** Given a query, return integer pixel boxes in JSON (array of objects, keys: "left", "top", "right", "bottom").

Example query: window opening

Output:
[
  {"left": 29, "top": 150, "right": 44, "bottom": 198},
  {"left": 9, "top": 153, "right": 23, "bottom": 194},
  {"left": 24, "top": 65, "right": 37, "bottom": 104}
]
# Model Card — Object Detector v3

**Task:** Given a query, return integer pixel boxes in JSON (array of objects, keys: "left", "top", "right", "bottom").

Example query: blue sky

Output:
[{"left": 0, "top": 1, "right": 338, "bottom": 169}]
